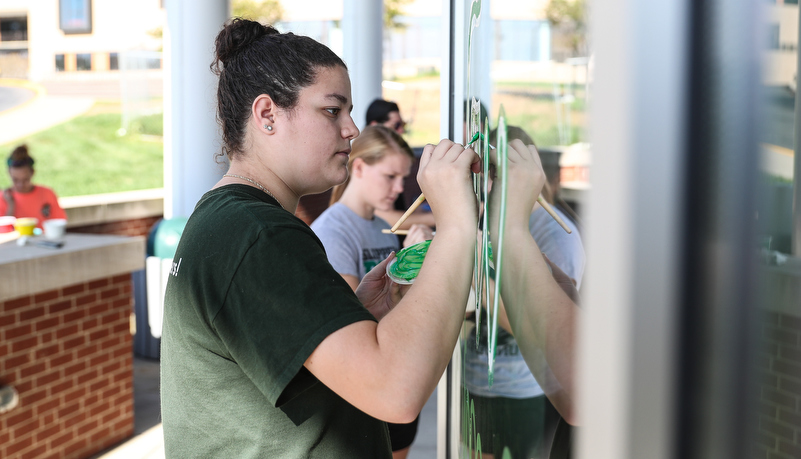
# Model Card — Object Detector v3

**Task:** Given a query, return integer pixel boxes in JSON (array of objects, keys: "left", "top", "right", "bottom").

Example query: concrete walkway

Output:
[
  {"left": 91, "top": 357, "right": 438, "bottom": 459},
  {"left": 0, "top": 79, "right": 95, "bottom": 145}
]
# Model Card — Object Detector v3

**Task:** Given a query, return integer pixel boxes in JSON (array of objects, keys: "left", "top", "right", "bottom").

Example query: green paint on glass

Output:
[
  {"left": 476, "top": 118, "right": 492, "bottom": 347},
  {"left": 467, "top": 131, "right": 495, "bottom": 150},
  {"left": 387, "top": 240, "right": 431, "bottom": 282},
  {"left": 486, "top": 106, "right": 509, "bottom": 387},
  {"left": 463, "top": 394, "right": 483, "bottom": 459}
]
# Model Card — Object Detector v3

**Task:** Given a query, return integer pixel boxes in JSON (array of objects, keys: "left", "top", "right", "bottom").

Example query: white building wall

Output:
[
  {"left": 0, "top": 0, "right": 164, "bottom": 80},
  {"left": 763, "top": 4, "right": 799, "bottom": 87}
]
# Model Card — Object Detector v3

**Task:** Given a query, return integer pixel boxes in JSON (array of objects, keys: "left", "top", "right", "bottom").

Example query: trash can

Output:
[{"left": 133, "top": 217, "right": 188, "bottom": 359}]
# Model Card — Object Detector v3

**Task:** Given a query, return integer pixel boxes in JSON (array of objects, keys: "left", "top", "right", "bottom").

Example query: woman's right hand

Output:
[{"left": 417, "top": 140, "right": 480, "bottom": 231}]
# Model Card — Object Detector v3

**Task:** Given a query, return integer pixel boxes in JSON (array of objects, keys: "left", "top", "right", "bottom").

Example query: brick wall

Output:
[
  {"left": 68, "top": 216, "right": 162, "bottom": 239},
  {"left": 756, "top": 310, "right": 801, "bottom": 459},
  {"left": 0, "top": 275, "right": 134, "bottom": 459}
]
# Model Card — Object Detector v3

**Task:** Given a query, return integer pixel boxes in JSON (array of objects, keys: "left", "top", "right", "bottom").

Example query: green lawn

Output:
[
  {"left": 0, "top": 105, "right": 164, "bottom": 197},
  {"left": 0, "top": 84, "right": 586, "bottom": 198}
]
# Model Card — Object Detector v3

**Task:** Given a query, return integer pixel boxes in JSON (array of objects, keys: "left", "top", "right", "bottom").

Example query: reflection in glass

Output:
[
  {"left": 754, "top": 3, "right": 801, "bottom": 459},
  {"left": 456, "top": 0, "right": 589, "bottom": 457}
]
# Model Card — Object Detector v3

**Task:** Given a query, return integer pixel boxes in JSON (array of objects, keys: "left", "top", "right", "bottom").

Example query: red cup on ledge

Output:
[{"left": 0, "top": 216, "right": 16, "bottom": 233}]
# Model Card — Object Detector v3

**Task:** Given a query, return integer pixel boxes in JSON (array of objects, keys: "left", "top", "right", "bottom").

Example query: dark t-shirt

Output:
[{"left": 160, "top": 185, "right": 391, "bottom": 458}]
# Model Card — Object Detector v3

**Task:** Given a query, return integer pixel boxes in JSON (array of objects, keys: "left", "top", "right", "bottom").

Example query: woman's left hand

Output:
[{"left": 355, "top": 252, "right": 411, "bottom": 321}]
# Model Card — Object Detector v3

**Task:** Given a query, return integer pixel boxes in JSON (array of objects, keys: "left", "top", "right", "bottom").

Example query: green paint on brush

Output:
[
  {"left": 388, "top": 240, "right": 431, "bottom": 281},
  {"left": 466, "top": 131, "right": 495, "bottom": 149}
]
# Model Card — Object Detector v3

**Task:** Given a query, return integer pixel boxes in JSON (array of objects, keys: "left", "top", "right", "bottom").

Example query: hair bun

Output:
[
  {"left": 213, "top": 18, "right": 278, "bottom": 70},
  {"left": 8, "top": 144, "right": 33, "bottom": 167}
]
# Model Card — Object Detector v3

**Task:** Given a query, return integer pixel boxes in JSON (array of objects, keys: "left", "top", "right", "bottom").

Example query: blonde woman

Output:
[{"left": 311, "top": 125, "right": 433, "bottom": 458}]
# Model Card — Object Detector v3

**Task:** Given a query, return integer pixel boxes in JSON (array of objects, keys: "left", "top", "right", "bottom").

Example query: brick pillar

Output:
[{"left": 0, "top": 275, "right": 135, "bottom": 459}]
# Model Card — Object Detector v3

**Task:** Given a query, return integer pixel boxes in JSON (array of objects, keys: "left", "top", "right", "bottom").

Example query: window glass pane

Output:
[
  {"left": 756, "top": 2, "right": 801, "bottom": 458},
  {"left": 59, "top": 0, "right": 92, "bottom": 34},
  {"left": 109, "top": 52, "right": 119, "bottom": 71},
  {"left": 0, "top": 17, "right": 27, "bottom": 41},
  {"left": 455, "top": 0, "right": 588, "bottom": 457},
  {"left": 55, "top": 54, "right": 65, "bottom": 72},
  {"left": 767, "top": 24, "right": 780, "bottom": 50},
  {"left": 383, "top": 15, "right": 442, "bottom": 147},
  {"left": 76, "top": 53, "right": 91, "bottom": 71}
]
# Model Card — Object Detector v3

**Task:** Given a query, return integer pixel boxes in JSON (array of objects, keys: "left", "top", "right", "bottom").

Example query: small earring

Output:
[{"left": 264, "top": 125, "right": 273, "bottom": 131}]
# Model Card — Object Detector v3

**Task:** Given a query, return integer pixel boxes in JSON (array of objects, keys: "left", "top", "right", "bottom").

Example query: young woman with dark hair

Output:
[{"left": 160, "top": 18, "right": 487, "bottom": 458}]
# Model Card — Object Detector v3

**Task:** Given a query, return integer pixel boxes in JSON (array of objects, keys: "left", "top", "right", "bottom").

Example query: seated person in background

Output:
[
  {"left": 1, "top": 144, "right": 66, "bottom": 228},
  {"left": 311, "top": 125, "right": 432, "bottom": 459},
  {"left": 366, "top": 98, "right": 407, "bottom": 135}
]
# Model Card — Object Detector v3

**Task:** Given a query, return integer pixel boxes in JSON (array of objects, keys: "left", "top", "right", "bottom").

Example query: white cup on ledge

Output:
[{"left": 43, "top": 219, "right": 67, "bottom": 240}]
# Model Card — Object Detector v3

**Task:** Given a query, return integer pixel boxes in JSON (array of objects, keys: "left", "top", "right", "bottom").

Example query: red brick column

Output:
[
  {"left": 68, "top": 216, "right": 162, "bottom": 239},
  {"left": 0, "top": 275, "right": 135, "bottom": 459}
]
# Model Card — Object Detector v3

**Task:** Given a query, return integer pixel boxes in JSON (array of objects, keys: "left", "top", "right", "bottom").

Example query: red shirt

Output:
[{"left": 0, "top": 185, "right": 67, "bottom": 229}]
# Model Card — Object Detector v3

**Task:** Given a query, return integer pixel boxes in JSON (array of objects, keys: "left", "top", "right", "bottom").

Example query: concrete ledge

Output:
[
  {"left": 761, "top": 254, "right": 801, "bottom": 317},
  {"left": 0, "top": 233, "right": 145, "bottom": 301},
  {"left": 61, "top": 188, "right": 164, "bottom": 227}
]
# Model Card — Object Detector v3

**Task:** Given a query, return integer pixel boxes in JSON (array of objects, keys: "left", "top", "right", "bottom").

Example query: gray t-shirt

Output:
[
  {"left": 529, "top": 205, "right": 584, "bottom": 289},
  {"left": 311, "top": 202, "right": 399, "bottom": 280},
  {"left": 465, "top": 204, "right": 585, "bottom": 399}
]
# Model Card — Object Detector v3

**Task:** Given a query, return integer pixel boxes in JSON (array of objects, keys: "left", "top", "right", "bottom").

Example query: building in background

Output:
[{"left": 0, "top": 0, "right": 164, "bottom": 79}]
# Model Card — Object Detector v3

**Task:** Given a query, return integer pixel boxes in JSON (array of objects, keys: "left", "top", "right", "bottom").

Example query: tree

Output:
[
  {"left": 545, "top": 0, "right": 587, "bottom": 58},
  {"left": 385, "top": 0, "right": 414, "bottom": 31},
  {"left": 232, "top": 0, "right": 283, "bottom": 25}
]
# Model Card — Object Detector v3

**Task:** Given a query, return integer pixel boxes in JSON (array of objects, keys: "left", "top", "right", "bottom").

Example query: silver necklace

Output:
[{"left": 223, "top": 173, "right": 285, "bottom": 210}]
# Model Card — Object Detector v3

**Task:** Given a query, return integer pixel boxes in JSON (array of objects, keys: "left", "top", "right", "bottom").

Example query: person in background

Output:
[
  {"left": 366, "top": 98, "right": 407, "bottom": 134},
  {"left": 160, "top": 18, "right": 482, "bottom": 458},
  {"left": 311, "top": 125, "right": 433, "bottom": 459},
  {"left": 1, "top": 144, "right": 66, "bottom": 228},
  {"left": 366, "top": 99, "right": 436, "bottom": 232}
]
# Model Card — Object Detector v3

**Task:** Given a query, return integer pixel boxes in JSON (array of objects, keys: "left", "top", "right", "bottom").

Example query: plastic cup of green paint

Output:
[{"left": 386, "top": 240, "right": 432, "bottom": 284}]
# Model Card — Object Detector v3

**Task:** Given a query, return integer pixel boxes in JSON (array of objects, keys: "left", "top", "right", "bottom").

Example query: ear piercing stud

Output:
[{"left": 264, "top": 125, "right": 273, "bottom": 131}]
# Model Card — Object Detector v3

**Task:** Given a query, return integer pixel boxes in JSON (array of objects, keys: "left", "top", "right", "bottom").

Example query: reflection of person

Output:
[
  {"left": 366, "top": 98, "right": 406, "bottom": 134},
  {"left": 311, "top": 125, "right": 432, "bottom": 459},
  {"left": 464, "top": 216, "right": 583, "bottom": 459},
  {"left": 1, "top": 144, "right": 67, "bottom": 228},
  {"left": 486, "top": 139, "right": 581, "bottom": 428},
  {"left": 160, "top": 19, "right": 481, "bottom": 458},
  {"left": 495, "top": 126, "right": 585, "bottom": 285},
  {"left": 464, "top": 128, "right": 584, "bottom": 459}
]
